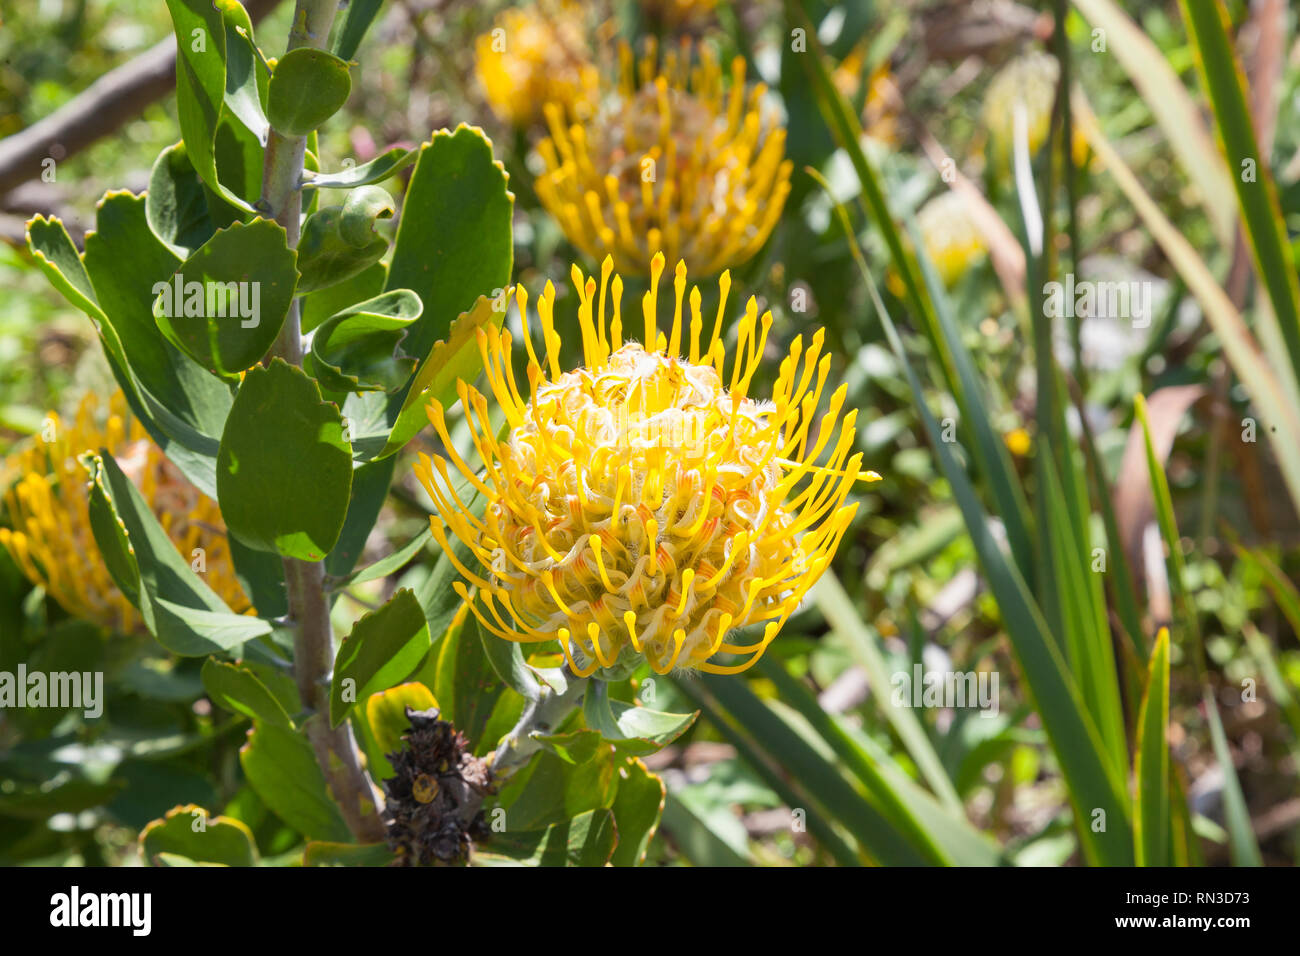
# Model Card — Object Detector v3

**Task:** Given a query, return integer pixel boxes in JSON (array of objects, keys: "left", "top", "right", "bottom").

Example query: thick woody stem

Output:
[{"left": 258, "top": 0, "right": 385, "bottom": 844}]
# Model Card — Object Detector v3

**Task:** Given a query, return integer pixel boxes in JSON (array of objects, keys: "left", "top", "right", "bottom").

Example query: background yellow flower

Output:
[
  {"left": 0, "top": 391, "right": 249, "bottom": 634},
  {"left": 475, "top": 2, "right": 599, "bottom": 128},
  {"left": 536, "top": 39, "right": 792, "bottom": 276}
]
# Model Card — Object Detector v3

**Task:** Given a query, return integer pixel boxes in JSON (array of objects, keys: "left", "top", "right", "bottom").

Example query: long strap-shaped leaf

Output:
[
  {"left": 1071, "top": 0, "right": 1236, "bottom": 246},
  {"left": 1134, "top": 628, "right": 1171, "bottom": 866},
  {"left": 816, "top": 181, "right": 1134, "bottom": 865},
  {"left": 1179, "top": 0, "right": 1300, "bottom": 383},
  {"left": 814, "top": 570, "right": 963, "bottom": 814},
  {"left": 1074, "top": 92, "right": 1300, "bottom": 516}
]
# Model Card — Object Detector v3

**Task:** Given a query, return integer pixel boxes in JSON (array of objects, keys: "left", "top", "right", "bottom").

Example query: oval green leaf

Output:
[
  {"left": 217, "top": 359, "right": 353, "bottom": 560},
  {"left": 268, "top": 47, "right": 352, "bottom": 136}
]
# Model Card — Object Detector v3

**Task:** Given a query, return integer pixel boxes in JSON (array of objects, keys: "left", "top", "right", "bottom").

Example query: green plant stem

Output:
[
  {"left": 258, "top": 0, "right": 385, "bottom": 844},
  {"left": 489, "top": 671, "right": 587, "bottom": 782}
]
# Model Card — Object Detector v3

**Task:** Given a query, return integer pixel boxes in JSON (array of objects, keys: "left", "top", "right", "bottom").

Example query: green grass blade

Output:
[
  {"left": 1179, "top": 0, "right": 1300, "bottom": 381},
  {"left": 1170, "top": 763, "right": 1203, "bottom": 866},
  {"left": 817, "top": 184, "right": 1133, "bottom": 864},
  {"left": 1075, "top": 93, "right": 1300, "bottom": 516},
  {"left": 1073, "top": 390, "right": 1147, "bottom": 660},
  {"left": 756, "top": 656, "right": 1001, "bottom": 866},
  {"left": 1071, "top": 0, "right": 1236, "bottom": 246},
  {"left": 1203, "top": 689, "right": 1264, "bottom": 866},
  {"left": 1233, "top": 545, "right": 1300, "bottom": 640},
  {"left": 814, "top": 569, "right": 963, "bottom": 814},
  {"left": 1039, "top": 445, "right": 1128, "bottom": 780},
  {"left": 659, "top": 793, "right": 755, "bottom": 867},
  {"left": 905, "top": 218, "right": 1037, "bottom": 586},
  {"left": 1134, "top": 627, "right": 1171, "bottom": 866},
  {"left": 1134, "top": 394, "right": 1203, "bottom": 660},
  {"left": 672, "top": 676, "right": 903, "bottom": 866},
  {"left": 781, "top": 0, "right": 932, "bottom": 346}
]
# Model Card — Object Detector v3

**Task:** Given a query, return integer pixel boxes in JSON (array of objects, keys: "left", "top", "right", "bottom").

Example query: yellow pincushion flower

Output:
[
  {"left": 475, "top": 2, "right": 599, "bottom": 128},
  {"left": 536, "top": 40, "right": 793, "bottom": 276},
  {"left": 415, "top": 255, "right": 874, "bottom": 678},
  {"left": 916, "top": 191, "right": 987, "bottom": 287},
  {"left": 0, "top": 391, "right": 249, "bottom": 634},
  {"left": 982, "top": 52, "right": 1088, "bottom": 173}
]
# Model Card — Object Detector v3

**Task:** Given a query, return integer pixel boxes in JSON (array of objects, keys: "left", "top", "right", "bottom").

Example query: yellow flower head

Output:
[
  {"left": 475, "top": 2, "right": 599, "bottom": 128},
  {"left": 536, "top": 39, "right": 793, "bottom": 277},
  {"left": 0, "top": 391, "right": 249, "bottom": 634},
  {"left": 916, "top": 191, "right": 987, "bottom": 287},
  {"left": 415, "top": 255, "right": 875, "bottom": 678},
  {"left": 982, "top": 52, "right": 1088, "bottom": 172}
]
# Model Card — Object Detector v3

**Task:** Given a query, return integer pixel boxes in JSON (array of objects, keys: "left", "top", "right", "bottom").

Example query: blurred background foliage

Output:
[{"left": 1, "top": 0, "right": 1298, "bottom": 866}]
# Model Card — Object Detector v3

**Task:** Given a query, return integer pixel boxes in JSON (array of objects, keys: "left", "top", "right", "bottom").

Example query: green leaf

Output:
[
  {"left": 153, "top": 219, "right": 297, "bottom": 379},
  {"left": 755, "top": 655, "right": 1002, "bottom": 867},
  {"left": 478, "top": 808, "right": 617, "bottom": 867},
  {"left": 477, "top": 613, "right": 545, "bottom": 703},
  {"left": 905, "top": 217, "right": 1036, "bottom": 590},
  {"left": 301, "top": 260, "right": 386, "bottom": 333},
  {"left": 534, "top": 730, "right": 605, "bottom": 765},
  {"left": 364, "top": 682, "right": 438, "bottom": 756},
  {"left": 147, "top": 142, "right": 216, "bottom": 257},
  {"left": 659, "top": 791, "right": 753, "bottom": 866},
  {"left": 494, "top": 749, "right": 617, "bottom": 832},
  {"left": 330, "top": 0, "right": 384, "bottom": 60},
  {"left": 164, "top": 0, "right": 256, "bottom": 212},
  {"left": 1070, "top": 0, "right": 1235, "bottom": 246},
  {"left": 201, "top": 657, "right": 294, "bottom": 728},
  {"left": 1134, "top": 628, "right": 1171, "bottom": 867},
  {"left": 1134, "top": 394, "right": 1200, "bottom": 647},
  {"left": 433, "top": 614, "right": 508, "bottom": 753},
  {"left": 609, "top": 758, "right": 665, "bottom": 866},
  {"left": 681, "top": 674, "right": 929, "bottom": 866},
  {"left": 81, "top": 192, "right": 234, "bottom": 495},
  {"left": 378, "top": 293, "right": 507, "bottom": 458},
  {"left": 1180, "top": 0, "right": 1300, "bottom": 381},
  {"left": 817, "top": 172, "right": 1135, "bottom": 866},
  {"left": 25, "top": 215, "right": 107, "bottom": 326},
  {"left": 268, "top": 47, "right": 352, "bottom": 136},
  {"left": 1203, "top": 689, "right": 1263, "bottom": 867},
  {"left": 330, "top": 589, "right": 431, "bottom": 727},
  {"left": 153, "top": 598, "right": 273, "bottom": 645},
  {"left": 325, "top": 455, "right": 397, "bottom": 576},
  {"left": 1039, "top": 446, "right": 1128, "bottom": 782},
  {"left": 295, "top": 187, "right": 393, "bottom": 295},
  {"left": 414, "top": 489, "right": 483, "bottom": 637},
  {"left": 814, "top": 570, "right": 963, "bottom": 813},
  {"left": 239, "top": 721, "right": 351, "bottom": 842},
  {"left": 302, "top": 841, "right": 395, "bottom": 866},
  {"left": 582, "top": 681, "right": 696, "bottom": 756},
  {"left": 217, "top": 360, "right": 353, "bottom": 560},
  {"left": 227, "top": 535, "right": 289, "bottom": 618},
  {"left": 139, "top": 804, "right": 258, "bottom": 866},
  {"left": 303, "top": 147, "right": 416, "bottom": 191},
  {"left": 84, "top": 451, "right": 256, "bottom": 656},
  {"left": 221, "top": 12, "right": 269, "bottom": 146},
  {"left": 385, "top": 124, "right": 513, "bottom": 364},
  {"left": 330, "top": 526, "right": 432, "bottom": 590},
  {"left": 306, "top": 289, "right": 421, "bottom": 393}
]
